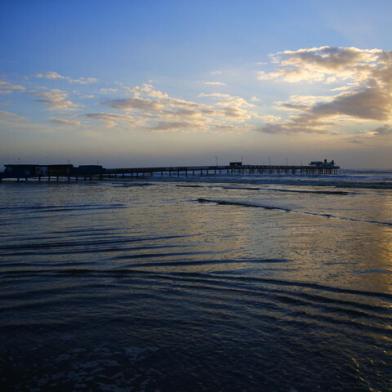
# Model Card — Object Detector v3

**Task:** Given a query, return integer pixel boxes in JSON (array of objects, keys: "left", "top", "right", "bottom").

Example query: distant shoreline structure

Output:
[{"left": 0, "top": 160, "right": 340, "bottom": 182}]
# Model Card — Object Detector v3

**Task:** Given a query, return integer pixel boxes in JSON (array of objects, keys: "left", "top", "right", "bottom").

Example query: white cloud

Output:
[
  {"left": 198, "top": 92, "right": 232, "bottom": 98},
  {"left": 0, "top": 79, "right": 25, "bottom": 94},
  {"left": 35, "top": 71, "right": 97, "bottom": 85},
  {"left": 257, "top": 46, "right": 382, "bottom": 84},
  {"left": 99, "top": 83, "right": 256, "bottom": 131},
  {"left": 50, "top": 118, "right": 81, "bottom": 126},
  {"left": 258, "top": 46, "right": 392, "bottom": 137},
  {"left": 35, "top": 71, "right": 64, "bottom": 80},
  {"left": 203, "top": 81, "right": 226, "bottom": 87},
  {"left": 35, "top": 89, "right": 79, "bottom": 110},
  {"left": 99, "top": 87, "right": 120, "bottom": 95},
  {"left": 85, "top": 112, "right": 135, "bottom": 128}
]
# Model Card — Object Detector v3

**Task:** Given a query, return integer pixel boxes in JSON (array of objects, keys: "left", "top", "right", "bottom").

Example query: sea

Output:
[{"left": 0, "top": 170, "right": 391, "bottom": 391}]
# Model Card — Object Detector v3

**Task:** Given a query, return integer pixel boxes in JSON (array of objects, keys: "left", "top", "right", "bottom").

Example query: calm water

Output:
[{"left": 1, "top": 173, "right": 392, "bottom": 391}]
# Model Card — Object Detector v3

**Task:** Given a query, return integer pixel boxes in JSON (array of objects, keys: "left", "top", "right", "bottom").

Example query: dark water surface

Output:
[{"left": 1, "top": 177, "right": 391, "bottom": 391}]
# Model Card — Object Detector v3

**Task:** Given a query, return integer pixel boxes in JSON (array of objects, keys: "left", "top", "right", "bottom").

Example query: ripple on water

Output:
[{"left": 1, "top": 181, "right": 392, "bottom": 391}]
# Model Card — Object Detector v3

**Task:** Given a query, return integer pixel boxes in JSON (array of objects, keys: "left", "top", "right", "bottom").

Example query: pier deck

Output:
[{"left": 106, "top": 164, "right": 339, "bottom": 177}]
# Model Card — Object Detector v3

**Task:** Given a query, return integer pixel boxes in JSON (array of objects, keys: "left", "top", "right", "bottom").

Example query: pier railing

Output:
[{"left": 105, "top": 164, "right": 339, "bottom": 177}]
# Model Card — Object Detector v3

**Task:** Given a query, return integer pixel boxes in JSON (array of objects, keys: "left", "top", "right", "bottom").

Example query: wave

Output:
[
  {"left": 3, "top": 268, "right": 391, "bottom": 301},
  {"left": 146, "top": 174, "right": 392, "bottom": 189},
  {"left": 196, "top": 198, "right": 392, "bottom": 227},
  {"left": 50, "top": 227, "right": 125, "bottom": 236},
  {"left": 176, "top": 184, "right": 207, "bottom": 188},
  {"left": 0, "top": 234, "right": 193, "bottom": 251},
  {"left": 112, "top": 182, "right": 154, "bottom": 187},
  {"left": 127, "top": 257, "right": 289, "bottom": 268},
  {"left": 197, "top": 198, "right": 292, "bottom": 212},
  {"left": 180, "top": 184, "right": 352, "bottom": 194},
  {"left": 114, "top": 250, "right": 223, "bottom": 260},
  {"left": 302, "top": 211, "right": 392, "bottom": 227},
  {"left": 221, "top": 186, "right": 261, "bottom": 191},
  {"left": 0, "top": 203, "right": 127, "bottom": 213},
  {"left": 263, "top": 188, "right": 352, "bottom": 195},
  {"left": 2, "top": 269, "right": 392, "bottom": 343},
  {"left": 0, "top": 244, "right": 185, "bottom": 257}
]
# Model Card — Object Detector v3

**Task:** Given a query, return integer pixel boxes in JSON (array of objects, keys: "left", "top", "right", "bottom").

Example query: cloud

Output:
[
  {"left": 198, "top": 92, "right": 231, "bottom": 98},
  {"left": 35, "top": 89, "right": 79, "bottom": 110},
  {"left": 50, "top": 118, "right": 81, "bottom": 126},
  {"left": 149, "top": 121, "right": 192, "bottom": 131},
  {"left": 35, "top": 71, "right": 64, "bottom": 80},
  {"left": 101, "top": 83, "right": 256, "bottom": 131},
  {"left": 257, "top": 46, "right": 382, "bottom": 83},
  {"left": 0, "top": 110, "right": 54, "bottom": 135},
  {"left": 99, "top": 87, "right": 120, "bottom": 95},
  {"left": 258, "top": 46, "right": 392, "bottom": 135},
  {"left": 370, "top": 125, "right": 392, "bottom": 136},
  {"left": 35, "top": 71, "right": 97, "bottom": 85},
  {"left": 343, "top": 124, "right": 392, "bottom": 145},
  {"left": 0, "top": 79, "right": 25, "bottom": 94},
  {"left": 71, "top": 77, "right": 98, "bottom": 85},
  {"left": 108, "top": 97, "right": 163, "bottom": 112},
  {"left": 0, "top": 110, "right": 27, "bottom": 123},
  {"left": 85, "top": 112, "right": 134, "bottom": 128},
  {"left": 265, "top": 85, "right": 392, "bottom": 135},
  {"left": 128, "top": 83, "right": 169, "bottom": 99},
  {"left": 258, "top": 115, "right": 330, "bottom": 135},
  {"left": 275, "top": 95, "right": 334, "bottom": 112},
  {"left": 311, "top": 85, "right": 392, "bottom": 121},
  {"left": 203, "top": 81, "right": 226, "bottom": 87}
]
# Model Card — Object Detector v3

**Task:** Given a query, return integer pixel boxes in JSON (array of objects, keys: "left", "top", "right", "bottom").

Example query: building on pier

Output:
[
  {"left": 4, "top": 164, "right": 74, "bottom": 177},
  {"left": 309, "top": 159, "right": 335, "bottom": 168},
  {"left": 3, "top": 164, "right": 103, "bottom": 179},
  {"left": 4, "top": 164, "right": 38, "bottom": 178}
]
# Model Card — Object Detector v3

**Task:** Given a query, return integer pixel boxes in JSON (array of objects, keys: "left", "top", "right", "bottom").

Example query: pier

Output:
[
  {"left": 0, "top": 160, "right": 340, "bottom": 182},
  {"left": 105, "top": 161, "right": 339, "bottom": 178}
]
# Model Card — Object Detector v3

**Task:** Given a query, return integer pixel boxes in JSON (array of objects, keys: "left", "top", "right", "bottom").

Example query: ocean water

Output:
[{"left": 0, "top": 172, "right": 392, "bottom": 391}]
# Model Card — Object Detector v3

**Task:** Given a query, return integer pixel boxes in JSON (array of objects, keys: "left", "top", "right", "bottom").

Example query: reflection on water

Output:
[{"left": 0, "top": 179, "right": 391, "bottom": 391}]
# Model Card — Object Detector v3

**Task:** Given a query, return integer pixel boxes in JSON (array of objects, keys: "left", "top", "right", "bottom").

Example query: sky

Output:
[{"left": 0, "top": 0, "right": 391, "bottom": 169}]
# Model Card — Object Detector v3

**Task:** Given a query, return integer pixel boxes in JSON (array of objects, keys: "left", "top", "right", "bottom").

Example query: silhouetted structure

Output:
[
  {"left": 4, "top": 164, "right": 38, "bottom": 178},
  {"left": 310, "top": 159, "right": 335, "bottom": 168},
  {"left": 0, "top": 160, "right": 339, "bottom": 182},
  {"left": 75, "top": 165, "right": 104, "bottom": 176},
  {"left": 1, "top": 164, "right": 104, "bottom": 182},
  {"left": 229, "top": 162, "right": 243, "bottom": 168}
]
